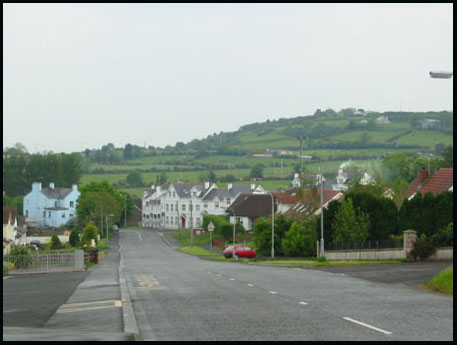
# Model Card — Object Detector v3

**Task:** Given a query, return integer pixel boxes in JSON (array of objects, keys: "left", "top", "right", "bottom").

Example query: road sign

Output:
[{"left": 208, "top": 221, "right": 215, "bottom": 232}]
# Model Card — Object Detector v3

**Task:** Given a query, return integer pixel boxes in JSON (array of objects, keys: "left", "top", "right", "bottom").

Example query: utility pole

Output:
[{"left": 124, "top": 194, "right": 127, "bottom": 228}]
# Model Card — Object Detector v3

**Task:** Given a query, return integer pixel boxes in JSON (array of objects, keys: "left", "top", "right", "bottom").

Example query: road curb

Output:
[{"left": 118, "top": 235, "right": 142, "bottom": 340}]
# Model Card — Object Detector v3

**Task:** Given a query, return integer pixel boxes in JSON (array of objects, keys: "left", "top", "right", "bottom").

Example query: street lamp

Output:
[
  {"left": 106, "top": 214, "right": 114, "bottom": 242},
  {"left": 265, "top": 191, "right": 275, "bottom": 260},
  {"left": 227, "top": 206, "right": 236, "bottom": 247},
  {"left": 301, "top": 155, "right": 325, "bottom": 258}
]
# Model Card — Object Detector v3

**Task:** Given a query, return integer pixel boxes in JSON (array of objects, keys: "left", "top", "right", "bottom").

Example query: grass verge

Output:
[
  {"left": 422, "top": 265, "right": 453, "bottom": 296},
  {"left": 250, "top": 259, "right": 405, "bottom": 267},
  {"left": 176, "top": 246, "right": 218, "bottom": 256}
]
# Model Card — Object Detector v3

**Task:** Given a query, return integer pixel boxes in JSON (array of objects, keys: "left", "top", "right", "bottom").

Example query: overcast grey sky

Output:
[{"left": 3, "top": 3, "right": 453, "bottom": 153}]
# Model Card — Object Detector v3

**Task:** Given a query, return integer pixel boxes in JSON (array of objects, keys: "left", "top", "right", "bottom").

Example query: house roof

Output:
[
  {"left": 3, "top": 207, "right": 17, "bottom": 225},
  {"left": 41, "top": 187, "right": 73, "bottom": 199},
  {"left": 170, "top": 182, "right": 208, "bottom": 198},
  {"left": 272, "top": 193, "right": 297, "bottom": 205},
  {"left": 409, "top": 168, "right": 453, "bottom": 197},
  {"left": 226, "top": 194, "right": 276, "bottom": 218},
  {"left": 202, "top": 184, "right": 255, "bottom": 201},
  {"left": 285, "top": 189, "right": 344, "bottom": 218}
]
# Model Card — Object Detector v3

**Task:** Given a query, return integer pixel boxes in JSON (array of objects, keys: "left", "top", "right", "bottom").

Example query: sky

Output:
[{"left": 3, "top": 3, "right": 453, "bottom": 153}]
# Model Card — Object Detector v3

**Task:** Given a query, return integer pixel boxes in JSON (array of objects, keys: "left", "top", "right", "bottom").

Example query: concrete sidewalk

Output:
[{"left": 3, "top": 230, "right": 137, "bottom": 341}]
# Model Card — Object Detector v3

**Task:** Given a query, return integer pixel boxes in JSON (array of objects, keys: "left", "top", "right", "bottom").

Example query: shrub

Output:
[
  {"left": 10, "top": 245, "right": 30, "bottom": 256},
  {"left": 430, "top": 222, "right": 453, "bottom": 247},
  {"left": 69, "top": 230, "right": 80, "bottom": 247},
  {"left": 282, "top": 221, "right": 317, "bottom": 257},
  {"left": 3, "top": 262, "right": 15, "bottom": 275},
  {"left": 80, "top": 222, "right": 99, "bottom": 246},
  {"left": 49, "top": 234, "right": 62, "bottom": 250},
  {"left": 410, "top": 238, "right": 436, "bottom": 261}
]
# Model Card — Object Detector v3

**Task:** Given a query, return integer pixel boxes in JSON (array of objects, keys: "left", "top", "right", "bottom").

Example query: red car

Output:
[{"left": 223, "top": 245, "right": 256, "bottom": 259}]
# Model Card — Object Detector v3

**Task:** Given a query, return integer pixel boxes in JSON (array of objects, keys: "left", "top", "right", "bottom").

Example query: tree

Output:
[
  {"left": 69, "top": 230, "right": 80, "bottom": 247},
  {"left": 126, "top": 170, "right": 144, "bottom": 187},
  {"left": 282, "top": 221, "right": 317, "bottom": 257},
  {"left": 80, "top": 222, "right": 99, "bottom": 246},
  {"left": 358, "top": 132, "right": 371, "bottom": 147},
  {"left": 318, "top": 200, "right": 341, "bottom": 245},
  {"left": 332, "top": 198, "right": 370, "bottom": 244},
  {"left": 250, "top": 164, "right": 264, "bottom": 179},
  {"left": 253, "top": 214, "right": 292, "bottom": 257},
  {"left": 441, "top": 145, "right": 453, "bottom": 167},
  {"left": 208, "top": 170, "right": 217, "bottom": 183},
  {"left": 49, "top": 234, "right": 62, "bottom": 249}
]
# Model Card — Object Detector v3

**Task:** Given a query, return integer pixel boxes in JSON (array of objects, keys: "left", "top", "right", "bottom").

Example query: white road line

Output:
[
  {"left": 229, "top": 278, "right": 235, "bottom": 281},
  {"left": 247, "top": 284, "right": 254, "bottom": 287},
  {"left": 299, "top": 301, "right": 308, "bottom": 305},
  {"left": 342, "top": 317, "right": 393, "bottom": 335},
  {"left": 269, "top": 291, "right": 277, "bottom": 294},
  {"left": 216, "top": 274, "right": 222, "bottom": 277},
  {"left": 138, "top": 232, "right": 143, "bottom": 241}
]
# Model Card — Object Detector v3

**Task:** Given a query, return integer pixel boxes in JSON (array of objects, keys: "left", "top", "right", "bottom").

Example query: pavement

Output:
[{"left": 3, "top": 230, "right": 136, "bottom": 341}]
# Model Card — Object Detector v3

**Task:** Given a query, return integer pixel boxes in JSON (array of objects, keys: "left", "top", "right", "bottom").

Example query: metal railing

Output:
[
  {"left": 3, "top": 250, "right": 84, "bottom": 272},
  {"left": 325, "top": 238, "right": 403, "bottom": 251}
]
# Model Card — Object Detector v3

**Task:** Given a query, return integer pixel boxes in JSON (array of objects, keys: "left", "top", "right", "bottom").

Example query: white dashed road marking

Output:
[
  {"left": 229, "top": 278, "right": 235, "bottom": 281},
  {"left": 299, "top": 301, "right": 308, "bottom": 305},
  {"left": 269, "top": 291, "right": 277, "bottom": 294},
  {"left": 247, "top": 284, "right": 254, "bottom": 287},
  {"left": 342, "top": 317, "right": 393, "bottom": 335}
]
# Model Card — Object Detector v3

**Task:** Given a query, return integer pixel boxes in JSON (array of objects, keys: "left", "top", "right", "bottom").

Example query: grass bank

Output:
[
  {"left": 176, "top": 246, "right": 218, "bottom": 256},
  {"left": 422, "top": 265, "right": 453, "bottom": 296}
]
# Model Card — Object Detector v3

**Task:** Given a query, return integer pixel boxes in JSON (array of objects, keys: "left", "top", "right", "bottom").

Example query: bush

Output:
[
  {"left": 49, "top": 234, "right": 62, "bottom": 250},
  {"left": 69, "top": 230, "right": 80, "bottom": 247},
  {"left": 80, "top": 222, "right": 99, "bottom": 246},
  {"left": 410, "top": 238, "right": 436, "bottom": 261},
  {"left": 3, "top": 262, "right": 15, "bottom": 275},
  {"left": 282, "top": 221, "right": 317, "bottom": 257},
  {"left": 430, "top": 222, "right": 453, "bottom": 247},
  {"left": 10, "top": 245, "right": 30, "bottom": 256}
]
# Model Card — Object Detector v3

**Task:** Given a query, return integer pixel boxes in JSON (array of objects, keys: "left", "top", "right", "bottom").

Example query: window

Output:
[
  {"left": 226, "top": 198, "right": 231, "bottom": 205},
  {"left": 62, "top": 213, "right": 65, "bottom": 218},
  {"left": 168, "top": 192, "right": 171, "bottom": 197},
  {"left": 70, "top": 201, "right": 74, "bottom": 208},
  {"left": 215, "top": 202, "right": 219, "bottom": 208},
  {"left": 196, "top": 218, "right": 201, "bottom": 226},
  {"left": 192, "top": 192, "right": 196, "bottom": 197},
  {"left": 166, "top": 204, "right": 169, "bottom": 212},
  {"left": 182, "top": 204, "right": 186, "bottom": 211},
  {"left": 173, "top": 192, "right": 176, "bottom": 197},
  {"left": 204, "top": 203, "right": 208, "bottom": 209},
  {"left": 49, "top": 211, "right": 51, "bottom": 218},
  {"left": 70, "top": 213, "right": 74, "bottom": 218},
  {"left": 196, "top": 205, "right": 200, "bottom": 211},
  {"left": 166, "top": 216, "right": 169, "bottom": 225},
  {"left": 54, "top": 201, "right": 57, "bottom": 207},
  {"left": 43, "top": 211, "right": 46, "bottom": 218},
  {"left": 171, "top": 204, "right": 174, "bottom": 212},
  {"left": 25, "top": 210, "right": 29, "bottom": 217}
]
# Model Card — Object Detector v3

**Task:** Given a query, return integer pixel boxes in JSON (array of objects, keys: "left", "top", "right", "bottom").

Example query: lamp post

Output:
[
  {"left": 301, "top": 155, "right": 325, "bottom": 258},
  {"left": 266, "top": 191, "right": 275, "bottom": 259},
  {"left": 124, "top": 194, "right": 127, "bottom": 228},
  {"left": 106, "top": 214, "right": 114, "bottom": 242},
  {"left": 227, "top": 206, "right": 236, "bottom": 247},
  {"left": 207, "top": 221, "right": 215, "bottom": 252}
]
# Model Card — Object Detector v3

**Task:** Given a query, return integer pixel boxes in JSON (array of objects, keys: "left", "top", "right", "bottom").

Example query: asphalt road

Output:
[{"left": 120, "top": 229, "right": 453, "bottom": 341}]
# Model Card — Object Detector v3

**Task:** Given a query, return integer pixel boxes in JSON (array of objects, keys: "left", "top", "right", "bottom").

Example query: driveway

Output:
[{"left": 308, "top": 261, "right": 453, "bottom": 287}]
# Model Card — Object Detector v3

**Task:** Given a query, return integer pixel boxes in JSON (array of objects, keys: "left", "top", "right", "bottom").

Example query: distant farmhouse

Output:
[
  {"left": 23, "top": 182, "right": 80, "bottom": 228},
  {"left": 331, "top": 162, "right": 375, "bottom": 191},
  {"left": 418, "top": 119, "right": 440, "bottom": 130},
  {"left": 375, "top": 115, "right": 391, "bottom": 124}
]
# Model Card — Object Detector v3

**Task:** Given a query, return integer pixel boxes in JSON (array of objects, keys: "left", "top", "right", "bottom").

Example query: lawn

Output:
[
  {"left": 176, "top": 246, "right": 217, "bottom": 256},
  {"left": 394, "top": 130, "right": 453, "bottom": 147},
  {"left": 422, "top": 265, "right": 453, "bottom": 296}
]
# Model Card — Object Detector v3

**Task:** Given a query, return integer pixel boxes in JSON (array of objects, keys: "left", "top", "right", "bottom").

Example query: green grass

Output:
[
  {"left": 423, "top": 265, "right": 453, "bottom": 296},
  {"left": 176, "top": 246, "right": 218, "bottom": 256},
  {"left": 394, "top": 130, "right": 453, "bottom": 147}
]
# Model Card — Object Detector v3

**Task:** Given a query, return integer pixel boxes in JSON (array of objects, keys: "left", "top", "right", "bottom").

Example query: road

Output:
[{"left": 120, "top": 229, "right": 453, "bottom": 341}]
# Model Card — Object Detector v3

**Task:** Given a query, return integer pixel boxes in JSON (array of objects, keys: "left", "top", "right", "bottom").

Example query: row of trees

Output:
[{"left": 3, "top": 153, "right": 83, "bottom": 197}]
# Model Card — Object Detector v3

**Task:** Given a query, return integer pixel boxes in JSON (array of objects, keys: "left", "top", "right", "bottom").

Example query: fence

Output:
[
  {"left": 3, "top": 250, "right": 84, "bottom": 273},
  {"left": 324, "top": 238, "right": 403, "bottom": 251}
]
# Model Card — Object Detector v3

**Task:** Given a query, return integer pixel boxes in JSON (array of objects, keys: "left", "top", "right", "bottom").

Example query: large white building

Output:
[
  {"left": 142, "top": 182, "right": 266, "bottom": 229},
  {"left": 23, "top": 182, "right": 80, "bottom": 228}
]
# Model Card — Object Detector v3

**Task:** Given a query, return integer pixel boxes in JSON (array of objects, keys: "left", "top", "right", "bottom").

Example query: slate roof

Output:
[
  {"left": 41, "top": 187, "right": 73, "bottom": 199},
  {"left": 225, "top": 194, "right": 276, "bottom": 218},
  {"left": 3, "top": 207, "right": 17, "bottom": 225},
  {"left": 285, "top": 189, "right": 344, "bottom": 219},
  {"left": 408, "top": 168, "right": 453, "bottom": 198},
  {"left": 202, "top": 184, "right": 254, "bottom": 201},
  {"left": 171, "top": 182, "right": 208, "bottom": 198}
]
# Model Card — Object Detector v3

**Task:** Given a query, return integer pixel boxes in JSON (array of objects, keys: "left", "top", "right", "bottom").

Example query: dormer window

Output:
[
  {"left": 54, "top": 201, "right": 58, "bottom": 207},
  {"left": 173, "top": 192, "right": 176, "bottom": 197},
  {"left": 192, "top": 192, "right": 196, "bottom": 197}
]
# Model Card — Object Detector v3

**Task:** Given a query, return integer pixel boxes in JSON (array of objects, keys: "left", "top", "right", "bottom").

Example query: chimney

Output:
[
  {"left": 204, "top": 182, "right": 210, "bottom": 189},
  {"left": 49, "top": 182, "right": 55, "bottom": 189},
  {"left": 228, "top": 183, "right": 233, "bottom": 190},
  {"left": 418, "top": 169, "right": 429, "bottom": 183},
  {"left": 32, "top": 182, "right": 42, "bottom": 192},
  {"left": 72, "top": 184, "right": 78, "bottom": 191}
]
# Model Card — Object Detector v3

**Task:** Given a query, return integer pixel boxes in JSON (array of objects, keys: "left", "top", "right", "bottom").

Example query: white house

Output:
[
  {"left": 23, "top": 182, "right": 80, "bottom": 228},
  {"left": 145, "top": 182, "right": 266, "bottom": 230}
]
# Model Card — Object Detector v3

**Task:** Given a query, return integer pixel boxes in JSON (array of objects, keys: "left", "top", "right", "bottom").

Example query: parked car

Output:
[
  {"left": 30, "top": 240, "right": 42, "bottom": 247},
  {"left": 223, "top": 245, "right": 256, "bottom": 259}
]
